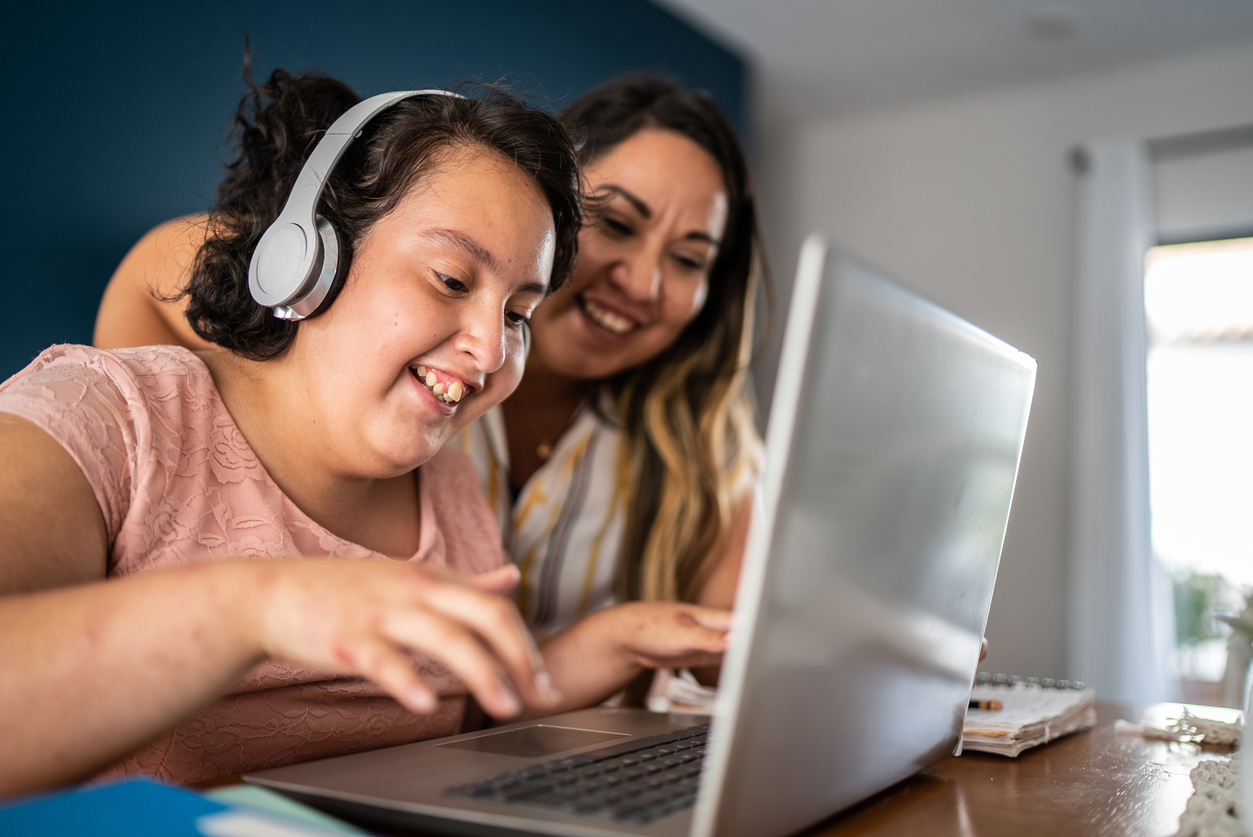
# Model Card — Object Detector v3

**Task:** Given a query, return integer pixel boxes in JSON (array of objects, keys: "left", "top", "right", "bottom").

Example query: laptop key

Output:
[{"left": 445, "top": 723, "right": 709, "bottom": 825}]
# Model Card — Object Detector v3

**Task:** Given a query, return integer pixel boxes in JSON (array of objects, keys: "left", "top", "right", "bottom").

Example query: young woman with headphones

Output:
[
  {"left": 0, "top": 71, "right": 731, "bottom": 796},
  {"left": 96, "top": 78, "right": 767, "bottom": 696}
]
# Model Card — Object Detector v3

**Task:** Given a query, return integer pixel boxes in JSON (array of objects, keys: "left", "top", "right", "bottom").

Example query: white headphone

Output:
[{"left": 248, "top": 89, "right": 462, "bottom": 320}]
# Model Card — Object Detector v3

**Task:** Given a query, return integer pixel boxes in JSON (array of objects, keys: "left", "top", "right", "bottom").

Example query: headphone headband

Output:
[{"left": 248, "top": 89, "right": 462, "bottom": 320}]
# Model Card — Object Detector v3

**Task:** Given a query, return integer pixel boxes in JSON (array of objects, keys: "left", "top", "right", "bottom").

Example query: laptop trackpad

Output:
[{"left": 437, "top": 725, "right": 628, "bottom": 758}]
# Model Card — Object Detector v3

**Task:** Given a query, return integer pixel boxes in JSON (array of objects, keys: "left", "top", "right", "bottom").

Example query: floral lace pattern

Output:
[{"left": 0, "top": 345, "right": 507, "bottom": 783}]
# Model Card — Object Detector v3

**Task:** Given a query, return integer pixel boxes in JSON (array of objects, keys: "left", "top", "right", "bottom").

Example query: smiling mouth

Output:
[
  {"left": 578, "top": 296, "right": 636, "bottom": 335},
  {"left": 409, "top": 365, "right": 467, "bottom": 403}
]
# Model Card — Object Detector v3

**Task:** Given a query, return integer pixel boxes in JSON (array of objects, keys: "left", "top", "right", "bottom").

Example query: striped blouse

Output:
[{"left": 459, "top": 404, "right": 626, "bottom": 638}]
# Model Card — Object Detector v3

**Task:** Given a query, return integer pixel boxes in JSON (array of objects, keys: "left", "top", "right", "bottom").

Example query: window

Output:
[{"left": 1144, "top": 236, "right": 1253, "bottom": 704}]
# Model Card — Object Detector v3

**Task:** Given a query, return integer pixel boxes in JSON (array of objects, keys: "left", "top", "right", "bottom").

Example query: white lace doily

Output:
[{"left": 1173, "top": 754, "right": 1243, "bottom": 837}]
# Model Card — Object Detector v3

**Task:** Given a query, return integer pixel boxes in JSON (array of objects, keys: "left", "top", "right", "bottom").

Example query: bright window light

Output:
[{"left": 1145, "top": 237, "right": 1253, "bottom": 690}]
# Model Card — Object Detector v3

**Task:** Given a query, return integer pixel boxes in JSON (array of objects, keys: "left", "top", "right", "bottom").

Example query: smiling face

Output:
[
  {"left": 527, "top": 128, "right": 728, "bottom": 383},
  {"left": 284, "top": 145, "right": 555, "bottom": 477}
]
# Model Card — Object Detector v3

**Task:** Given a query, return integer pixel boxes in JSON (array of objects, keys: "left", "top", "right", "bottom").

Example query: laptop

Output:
[{"left": 246, "top": 235, "right": 1038, "bottom": 837}]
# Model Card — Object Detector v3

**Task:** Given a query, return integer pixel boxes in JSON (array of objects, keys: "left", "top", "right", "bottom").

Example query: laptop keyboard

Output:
[{"left": 446, "top": 723, "right": 709, "bottom": 826}]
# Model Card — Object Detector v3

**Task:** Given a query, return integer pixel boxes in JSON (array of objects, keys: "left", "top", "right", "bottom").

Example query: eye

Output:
[
  {"left": 600, "top": 216, "right": 634, "bottom": 237},
  {"left": 673, "top": 254, "right": 707, "bottom": 272},
  {"left": 438, "top": 273, "right": 468, "bottom": 293},
  {"left": 505, "top": 310, "right": 530, "bottom": 326}
]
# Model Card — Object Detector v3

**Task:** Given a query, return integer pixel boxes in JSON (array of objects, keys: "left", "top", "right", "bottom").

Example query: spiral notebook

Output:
[{"left": 963, "top": 673, "right": 1097, "bottom": 757}]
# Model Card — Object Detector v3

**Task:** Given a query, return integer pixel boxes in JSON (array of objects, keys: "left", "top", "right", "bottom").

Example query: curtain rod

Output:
[
  {"left": 1069, "top": 122, "right": 1253, "bottom": 173},
  {"left": 1147, "top": 122, "right": 1253, "bottom": 161}
]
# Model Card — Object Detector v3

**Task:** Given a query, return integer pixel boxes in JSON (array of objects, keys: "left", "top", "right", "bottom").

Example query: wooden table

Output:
[
  {"left": 805, "top": 702, "right": 1239, "bottom": 837},
  {"left": 199, "top": 702, "right": 1238, "bottom": 836}
]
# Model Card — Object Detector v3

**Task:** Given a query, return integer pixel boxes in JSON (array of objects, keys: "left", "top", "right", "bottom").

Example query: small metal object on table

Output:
[{"left": 805, "top": 702, "right": 1241, "bottom": 837}]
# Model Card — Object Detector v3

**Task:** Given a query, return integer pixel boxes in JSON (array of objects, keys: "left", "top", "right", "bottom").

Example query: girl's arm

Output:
[{"left": 0, "top": 415, "right": 558, "bottom": 796}]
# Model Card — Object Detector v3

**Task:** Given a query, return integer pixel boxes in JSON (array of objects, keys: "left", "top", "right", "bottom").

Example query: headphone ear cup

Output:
[
  {"left": 250, "top": 220, "right": 320, "bottom": 312},
  {"left": 273, "top": 215, "right": 342, "bottom": 320},
  {"left": 307, "top": 216, "right": 344, "bottom": 315}
]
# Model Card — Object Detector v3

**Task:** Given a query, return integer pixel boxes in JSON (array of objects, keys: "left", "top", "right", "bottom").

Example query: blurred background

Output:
[{"left": 5, "top": 0, "right": 1253, "bottom": 706}]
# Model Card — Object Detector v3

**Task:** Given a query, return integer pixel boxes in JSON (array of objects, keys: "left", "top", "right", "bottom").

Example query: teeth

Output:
[
  {"left": 414, "top": 365, "right": 467, "bottom": 405},
  {"left": 582, "top": 299, "right": 634, "bottom": 335}
]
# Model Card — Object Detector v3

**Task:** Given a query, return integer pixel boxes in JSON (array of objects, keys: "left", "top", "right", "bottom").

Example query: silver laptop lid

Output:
[{"left": 694, "top": 236, "right": 1037, "bottom": 837}]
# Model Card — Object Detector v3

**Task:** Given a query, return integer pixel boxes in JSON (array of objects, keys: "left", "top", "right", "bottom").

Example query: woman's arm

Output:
[
  {"left": 687, "top": 491, "right": 754, "bottom": 684},
  {"left": 694, "top": 492, "right": 754, "bottom": 612},
  {"left": 0, "top": 415, "right": 558, "bottom": 796},
  {"left": 93, "top": 215, "right": 212, "bottom": 351},
  {"left": 530, "top": 490, "right": 754, "bottom": 712},
  {"left": 533, "top": 601, "right": 731, "bottom": 716}
]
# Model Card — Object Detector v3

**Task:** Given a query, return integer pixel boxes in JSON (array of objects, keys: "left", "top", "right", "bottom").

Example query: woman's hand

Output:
[
  {"left": 254, "top": 560, "right": 562, "bottom": 719},
  {"left": 602, "top": 601, "right": 732, "bottom": 671},
  {"left": 535, "top": 601, "right": 731, "bottom": 714}
]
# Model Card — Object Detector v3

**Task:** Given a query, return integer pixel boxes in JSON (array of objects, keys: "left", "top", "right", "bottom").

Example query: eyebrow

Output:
[
  {"left": 418, "top": 228, "right": 548, "bottom": 296},
  {"left": 597, "top": 185, "right": 722, "bottom": 248},
  {"left": 418, "top": 229, "right": 500, "bottom": 273},
  {"left": 599, "top": 185, "right": 652, "bottom": 219}
]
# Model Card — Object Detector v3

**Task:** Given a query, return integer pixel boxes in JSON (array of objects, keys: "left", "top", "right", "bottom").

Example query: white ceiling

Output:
[{"left": 658, "top": 0, "right": 1253, "bottom": 121}]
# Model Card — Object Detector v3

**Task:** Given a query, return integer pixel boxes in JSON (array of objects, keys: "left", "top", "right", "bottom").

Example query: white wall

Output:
[{"left": 754, "top": 43, "right": 1253, "bottom": 680}]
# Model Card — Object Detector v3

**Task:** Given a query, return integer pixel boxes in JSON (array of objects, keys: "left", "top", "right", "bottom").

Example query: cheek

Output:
[
  {"left": 536, "top": 283, "right": 576, "bottom": 319},
  {"left": 666, "top": 277, "right": 708, "bottom": 332},
  {"left": 569, "top": 233, "right": 613, "bottom": 292},
  {"left": 688, "top": 279, "right": 709, "bottom": 317},
  {"left": 483, "top": 334, "right": 528, "bottom": 405}
]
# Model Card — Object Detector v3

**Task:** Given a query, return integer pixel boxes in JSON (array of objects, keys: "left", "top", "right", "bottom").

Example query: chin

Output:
[
  {"left": 569, "top": 347, "right": 651, "bottom": 382},
  {"left": 534, "top": 335, "right": 629, "bottom": 382},
  {"left": 378, "top": 431, "right": 446, "bottom": 473}
]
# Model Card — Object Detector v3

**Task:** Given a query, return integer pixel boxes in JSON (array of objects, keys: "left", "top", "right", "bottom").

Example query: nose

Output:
[
  {"left": 609, "top": 249, "right": 663, "bottom": 304},
  {"left": 450, "top": 300, "right": 508, "bottom": 375}
]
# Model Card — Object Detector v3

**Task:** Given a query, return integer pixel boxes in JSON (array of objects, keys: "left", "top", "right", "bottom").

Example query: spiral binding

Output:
[{"left": 975, "top": 671, "right": 1086, "bottom": 690}]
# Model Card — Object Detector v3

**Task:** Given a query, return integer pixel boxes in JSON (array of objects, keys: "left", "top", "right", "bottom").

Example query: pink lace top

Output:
[{"left": 0, "top": 345, "right": 507, "bottom": 783}]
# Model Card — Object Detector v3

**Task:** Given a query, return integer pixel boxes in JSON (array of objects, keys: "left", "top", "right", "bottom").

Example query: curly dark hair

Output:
[{"left": 184, "top": 68, "right": 583, "bottom": 360}]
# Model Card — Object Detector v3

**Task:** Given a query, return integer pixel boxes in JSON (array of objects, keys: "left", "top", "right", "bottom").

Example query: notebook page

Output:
[{"left": 966, "top": 683, "right": 1096, "bottom": 737}]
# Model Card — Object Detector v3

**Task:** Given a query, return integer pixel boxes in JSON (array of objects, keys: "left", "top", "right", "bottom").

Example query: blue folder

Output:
[{"left": 0, "top": 776, "right": 362, "bottom": 836}]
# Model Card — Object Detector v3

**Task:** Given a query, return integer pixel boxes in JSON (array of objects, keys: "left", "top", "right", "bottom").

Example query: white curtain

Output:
[{"left": 1068, "top": 140, "right": 1172, "bottom": 703}]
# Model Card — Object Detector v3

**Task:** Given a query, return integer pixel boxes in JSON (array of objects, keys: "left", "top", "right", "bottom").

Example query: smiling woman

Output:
[
  {"left": 0, "top": 69, "right": 733, "bottom": 796},
  {"left": 485, "top": 78, "right": 766, "bottom": 654}
]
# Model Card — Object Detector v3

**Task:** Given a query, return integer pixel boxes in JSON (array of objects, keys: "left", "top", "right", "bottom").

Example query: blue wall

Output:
[{"left": 1, "top": 1, "right": 745, "bottom": 380}]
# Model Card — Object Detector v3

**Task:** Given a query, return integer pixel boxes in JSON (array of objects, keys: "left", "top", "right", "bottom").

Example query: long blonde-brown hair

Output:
[{"left": 562, "top": 76, "right": 769, "bottom": 604}]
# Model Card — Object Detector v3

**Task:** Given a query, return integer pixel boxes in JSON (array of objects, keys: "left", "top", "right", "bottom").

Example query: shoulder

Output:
[
  {"left": 4, "top": 342, "right": 205, "bottom": 378},
  {"left": 117, "top": 215, "right": 208, "bottom": 295},
  {"left": 1, "top": 344, "right": 209, "bottom": 404},
  {"left": 0, "top": 345, "right": 217, "bottom": 544},
  {"left": 95, "top": 214, "right": 212, "bottom": 352},
  {"left": 0, "top": 344, "right": 220, "bottom": 473}
]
